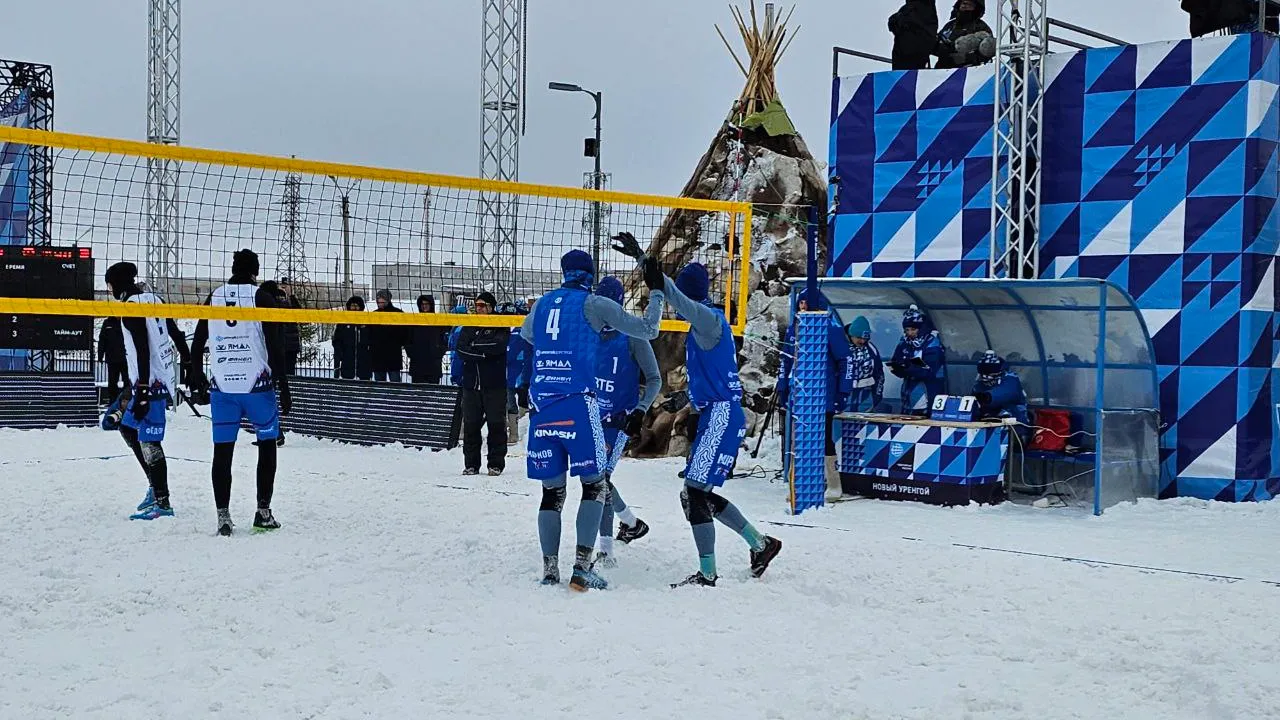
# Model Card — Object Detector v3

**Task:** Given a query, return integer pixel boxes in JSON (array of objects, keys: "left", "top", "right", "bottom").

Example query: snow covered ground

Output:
[{"left": 3, "top": 414, "right": 1279, "bottom": 719}]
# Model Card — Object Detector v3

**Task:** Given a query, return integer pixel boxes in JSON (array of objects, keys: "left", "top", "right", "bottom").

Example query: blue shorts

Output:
[
  {"left": 602, "top": 426, "right": 627, "bottom": 475},
  {"left": 211, "top": 389, "right": 280, "bottom": 444},
  {"left": 526, "top": 395, "right": 606, "bottom": 481},
  {"left": 684, "top": 401, "right": 746, "bottom": 488},
  {"left": 121, "top": 393, "right": 169, "bottom": 442}
]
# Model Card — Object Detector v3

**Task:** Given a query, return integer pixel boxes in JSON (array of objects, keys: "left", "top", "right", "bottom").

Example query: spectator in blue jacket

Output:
[
  {"left": 888, "top": 305, "right": 947, "bottom": 415},
  {"left": 844, "top": 316, "right": 885, "bottom": 413},
  {"left": 972, "top": 350, "right": 1028, "bottom": 430},
  {"left": 505, "top": 309, "right": 531, "bottom": 444},
  {"left": 448, "top": 303, "right": 467, "bottom": 386}
]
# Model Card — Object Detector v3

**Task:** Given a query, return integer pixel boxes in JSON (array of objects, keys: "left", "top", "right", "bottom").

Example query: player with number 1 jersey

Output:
[
  {"left": 520, "top": 249, "right": 667, "bottom": 592},
  {"left": 591, "top": 276, "right": 662, "bottom": 566},
  {"left": 190, "top": 249, "right": 291, "bottom": 537}
]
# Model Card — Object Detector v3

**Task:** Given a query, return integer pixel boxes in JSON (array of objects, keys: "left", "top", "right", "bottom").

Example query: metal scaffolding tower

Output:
[
  {"left": 147, "top": 0, "right": 181, "bottom": 295},
  {"left": 0, "top": 61, "right": 53, "bottom": 245},
  {"left": 478, "top": 0, "right": 524, "bottom": 298},
  {"left": 991, "top": 0, "right": 1048, "bottom": 279},
  {"left": 280, "top": 170, "right": 308, "bottom": 287}
]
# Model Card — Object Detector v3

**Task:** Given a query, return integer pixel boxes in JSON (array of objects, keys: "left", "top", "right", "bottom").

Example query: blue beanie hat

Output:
[
  {"left": 597, "top": 276, "right": 624, "bottom": 304},
  {"left": 561, "top": 249, "right": 594, "bottom": 276},
  {"left": 902, "top": 304, "right": 926, "bottom": 330},
  {"left": 848, "top": 315, "right": 872, "bottom": 339},
  {"left": 675, "top": 263, "right": 710, "bottom": 302}
]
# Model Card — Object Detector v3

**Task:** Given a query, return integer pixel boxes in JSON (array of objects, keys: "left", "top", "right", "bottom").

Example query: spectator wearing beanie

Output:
[
  {"left": 456, "top": 291, "right": 511, "bottom": 475},
  {"left": 367, "top": 289, "right": 408, "bottom": 382}
]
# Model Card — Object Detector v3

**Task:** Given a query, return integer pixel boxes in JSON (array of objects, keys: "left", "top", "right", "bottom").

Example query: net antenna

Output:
[
  {"left": 478, "top": 0, "right": 525, "bottom": 299},
  {"left": 147, "top": 0, "right": 181, "bottom": 298}
]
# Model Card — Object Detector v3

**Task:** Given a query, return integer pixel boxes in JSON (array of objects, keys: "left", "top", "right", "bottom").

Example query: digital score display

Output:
[{"left": 0, "top": 246, "right": 95, "bottom": 351}]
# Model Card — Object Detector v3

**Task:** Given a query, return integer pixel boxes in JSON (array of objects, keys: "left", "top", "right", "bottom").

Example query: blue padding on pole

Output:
[{"left": 790, "top": 311, "right": 828, "bottom": 514}]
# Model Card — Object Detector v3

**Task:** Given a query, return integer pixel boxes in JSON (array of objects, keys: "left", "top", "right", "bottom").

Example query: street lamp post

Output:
[
  {"left": 549, "top": 81, "right": 603, "bottom": 281},
  {"left": 327, "top": 175, "right": 357, "bottom": 297}
]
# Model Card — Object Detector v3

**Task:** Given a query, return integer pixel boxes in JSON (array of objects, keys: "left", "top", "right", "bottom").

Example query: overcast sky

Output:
[{"left": 5, "top": 1, "right": 1188, "bottom": 196}]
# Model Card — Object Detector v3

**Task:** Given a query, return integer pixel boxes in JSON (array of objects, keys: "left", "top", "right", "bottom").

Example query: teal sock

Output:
[
  {"left": 713, "top": 500, "right": 768, "bottom": 551},
  {"left": 741, "top": 523, "right": 767, "bottom": 552},
  {"left": 699, "top": 553, "right": 717, "bottom": 578}
]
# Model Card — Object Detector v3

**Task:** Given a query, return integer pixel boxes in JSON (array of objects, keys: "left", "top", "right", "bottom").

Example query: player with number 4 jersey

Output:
[
  {"left": 520, "top": 248, "right": 666, "bottom": 592},
  {"left": 190, "top": 249, "right": 291, "bottom": 537}
]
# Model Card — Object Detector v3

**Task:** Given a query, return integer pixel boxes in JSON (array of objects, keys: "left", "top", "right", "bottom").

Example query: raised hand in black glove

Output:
[
  {"left": 643, "top": 257, "right": 666, "bottom": 292},
  {"left": 276, "top": 376, "right": 293, "bottom": 416},
  {"left": 624, "top": 409, "right": 645, "bottom": 438},
  {"left": 130, "top": 383, "right": 152, "bottom": 421},
  {"left": 611, "top": 231, "right": 644, "bottom": 260}
]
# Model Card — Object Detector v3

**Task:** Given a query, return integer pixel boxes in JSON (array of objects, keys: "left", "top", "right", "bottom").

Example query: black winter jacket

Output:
[{"left": 456, "top": 326, "right": 510, "bottom": 391}]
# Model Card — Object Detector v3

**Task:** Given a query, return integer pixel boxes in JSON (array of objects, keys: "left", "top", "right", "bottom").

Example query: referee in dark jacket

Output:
[{"left": 456, "top": 291, "right": 510, "bottom": 476}]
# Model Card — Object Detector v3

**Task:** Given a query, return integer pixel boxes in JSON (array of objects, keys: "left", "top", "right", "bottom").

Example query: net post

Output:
[{"left": 790, "top": 308, "right": 828, "bottom": 514}]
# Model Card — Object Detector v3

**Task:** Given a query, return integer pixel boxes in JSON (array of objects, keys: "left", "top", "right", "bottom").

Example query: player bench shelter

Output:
[{"left": 808, "top": 277, "right": 1161, "bottom": 514}]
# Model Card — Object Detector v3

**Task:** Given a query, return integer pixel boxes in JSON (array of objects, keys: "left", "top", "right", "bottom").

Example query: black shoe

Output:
[
  {"left": 217, "top": 509, "right": 233, "bottom": 537},
  {"left": 615, "top": 518, "right": 650, "bottom": 544},
  {"left": 462, "top": 468, "right": 480, "bottom": 476},
  {"left": 749, "top": 536, "right": 782, "bottom": 578},
  {"left": 671, "top": 571, "right": 717, "bottom": 588},
  {"left": 253, "top": 508, "right": 281, "bottom": 532},
  {"left": 488, "top": 467, "right": 503, "bottom": 477}
]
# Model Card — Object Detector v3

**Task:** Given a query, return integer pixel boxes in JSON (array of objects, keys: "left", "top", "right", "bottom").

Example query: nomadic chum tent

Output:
[{"left": 796, "top": 277, "right": 1161, "bottom": 515}]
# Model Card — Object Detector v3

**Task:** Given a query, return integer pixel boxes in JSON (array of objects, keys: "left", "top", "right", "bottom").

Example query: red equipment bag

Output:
[{"left": 1029, "top": 408, "right": 1071, "bottom": 452}]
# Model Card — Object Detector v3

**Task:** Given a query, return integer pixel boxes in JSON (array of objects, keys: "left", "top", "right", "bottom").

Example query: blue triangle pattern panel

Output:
[
  {"left": 1036, "top": 32, "right": 1280, "bottom": 500},
  {"left": 830, "top": 66, "right": 998, "bottom": 279},
  {"left": 831, "top": 33, "right": 1280, "bottom": 501}
]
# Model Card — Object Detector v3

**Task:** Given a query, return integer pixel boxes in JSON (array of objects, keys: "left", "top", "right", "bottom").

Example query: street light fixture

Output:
[{"left": 549, "top": 81, "right": 604, "bottom": 280}]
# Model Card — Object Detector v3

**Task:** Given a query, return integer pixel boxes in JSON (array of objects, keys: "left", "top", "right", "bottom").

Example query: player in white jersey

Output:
[
  {"left": 103, "top": 262, "right": 192, "bottom": 520},
  {"left": 189, "top": 249, "right": 291, "bottom": 537}
]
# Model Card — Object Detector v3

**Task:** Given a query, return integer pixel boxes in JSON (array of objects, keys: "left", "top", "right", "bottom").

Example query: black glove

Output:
[
  {"left": 660, "top": 390, "right": 690, "bottom": 414},
  {"left": 130, "top": 384, "right": 152, "bottom": 421},
  {"left": 686, "top": 412, "right": 700, "bottom": 441},
  {"left": 624, "top": 409, "right": 645, "bottom": 438},
  {"left": 188, "top": 364, "right": 209, "bottom": 394},
  {"left": 643, "top": 257, "right": 666, "bottom": 292},
  {"left": 277, "top": 376, "right": 292, "bottom": 416},
  {"left": 611, "top": 231, "right": 644, "bottom": 260}
]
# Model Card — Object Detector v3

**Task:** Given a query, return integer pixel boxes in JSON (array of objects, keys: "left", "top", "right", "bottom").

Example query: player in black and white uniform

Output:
[
  {"left": 190, "top": 249, "right": 291, "bottom": 536},
  {"left": 103, "top": 262, "right": 191, "bottom": 520}
]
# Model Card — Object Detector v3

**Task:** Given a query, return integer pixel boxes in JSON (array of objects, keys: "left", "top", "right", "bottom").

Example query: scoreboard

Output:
[{"left": 0, "top": 245, "right": 95, "bottom": 351}]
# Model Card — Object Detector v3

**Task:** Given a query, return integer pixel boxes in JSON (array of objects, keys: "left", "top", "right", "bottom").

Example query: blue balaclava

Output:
[
  {"left": 675, "top": 263, "right": 710, "bottom": 303},
  {"left": 596, "top": 276, "right": 624, "bottom": 305},
  {"left": 902, "top": 305, "right": 929, "bottom": 349},
  {"left": 561, "top": 249, "right": 594, "bottom": 290},
  {"left": 976, "top": 349, "right": 1005, "bottom": 387},
  {"left": 848, "top": 315, "right": 872, "bottom": 340}
]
